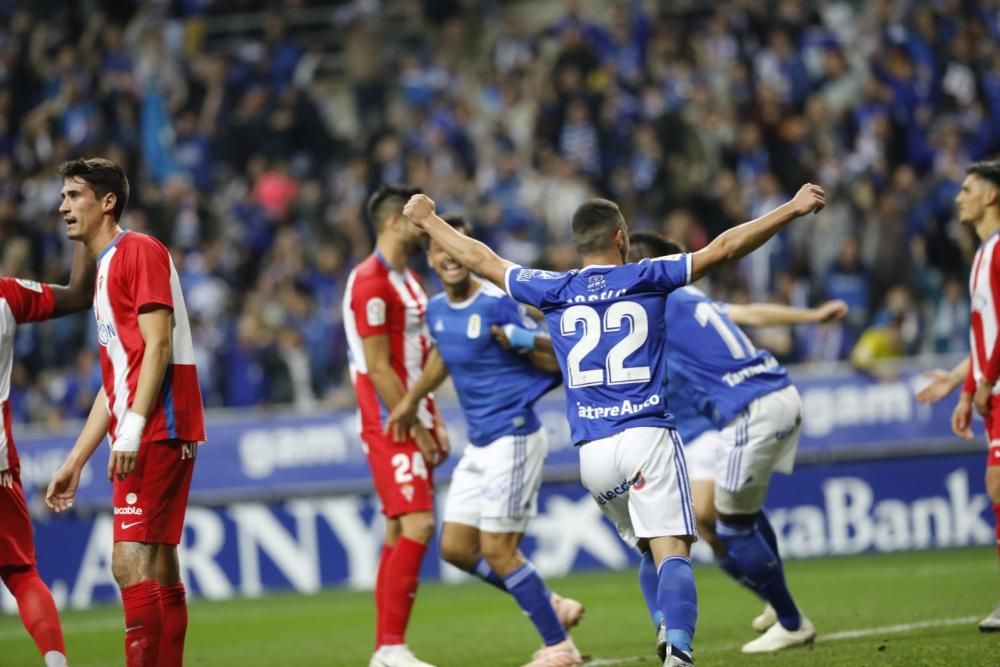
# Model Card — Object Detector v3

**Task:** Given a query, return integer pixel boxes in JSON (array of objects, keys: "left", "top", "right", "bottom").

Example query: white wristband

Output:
[{"left": 113, "top": 411, "right": 147, "bottom": 452}]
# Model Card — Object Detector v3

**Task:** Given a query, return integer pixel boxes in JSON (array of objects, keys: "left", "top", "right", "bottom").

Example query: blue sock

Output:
[
  {"left": 657, "top": 556, "right": 697, "bottom": 653},
  {"left": 716, "top": 553, "right": 763, "bottom": 597},
  {"left": 756, "top": 511, "right": 782, "bottom": 565},
  {"left": 473, "top": 557, "right": 508, "bottom": 592},
  {"left": 717, "top": 519, "right": 801, "bottom": 631},
  {"left": 504, "top": 562, "right": 567, "bottom": 646},
  {"left": 638, "top": 551, "right": 664, "bottom": 630}
]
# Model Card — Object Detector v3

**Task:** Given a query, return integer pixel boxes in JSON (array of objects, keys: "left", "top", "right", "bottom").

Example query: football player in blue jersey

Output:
[
  {"left": 386, "top": 215, "right": 585, "bottom": 667},
  {"left": 402, "top": 184, "right": 826, "bottom": 667},
  {"left": 624, "top": 231, "right": 849, "bottom": 654}
]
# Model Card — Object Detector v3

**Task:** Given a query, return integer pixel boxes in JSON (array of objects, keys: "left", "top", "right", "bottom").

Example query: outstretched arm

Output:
[
  {"left": 916, "top": 356, "right": 970, "bottom": 405},
  {"left": 690, "top": 184, "right": 825, "bottom": 282},
  {"left": 49, "top": 243, "right": 96, "bottom": 316},
  {"left": 727, "top": 299, "right": 848, "bottom": 328},
  {"left": 403, "top": 194, "right": 515, "bottom": 290}
]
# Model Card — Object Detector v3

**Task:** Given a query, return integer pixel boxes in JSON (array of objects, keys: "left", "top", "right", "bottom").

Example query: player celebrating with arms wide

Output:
[
  {"left": 0, "top": 243, "right": 95, "bottom": 667},
  {"left": 387, "top": 214, "right": 585, "bottom": 667},
  {"left": 402, "top": 184, "right": 825, "bottom": 666},
  {"left": 46, "top": 158, "right": 205, "bottom": 667},
  {"left": 343, "top": 185, "right": 449, "bottom": 667}
]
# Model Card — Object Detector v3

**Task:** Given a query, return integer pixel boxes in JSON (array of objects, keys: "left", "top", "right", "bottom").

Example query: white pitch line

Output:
[{"left": 583, "top": 614, "right": 982, "bottom": 665}]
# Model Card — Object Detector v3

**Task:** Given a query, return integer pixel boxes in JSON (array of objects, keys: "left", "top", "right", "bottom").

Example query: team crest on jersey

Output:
[
  {"left": 366, "top": 297, "right": 386, "bottom": 326},
  {"left": 586, "top": 274, "right": 606, "bottom": 292},
  {"left": 466, "top": 313, "right": 481, "bottom": 338},
  {"left": 434, "top": 320, "right": 444, "bottom": 332},
  {"left": 400, "top": 484, "right": 415, "bottom": 502},
  {"left": 14, "top": 279, "right": 43, "bottom": 293}
]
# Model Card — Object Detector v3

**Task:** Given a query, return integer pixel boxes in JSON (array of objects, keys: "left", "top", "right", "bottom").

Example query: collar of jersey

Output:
[
  {"left": 97, "top": 230, "right": 130, "bottom": 262},
  {"left": 579, "top": 264, "right": 616, "bottom": 271},
  {"left": 374, "top": 249, "right": 404, "bottom": 275},
  {"left": 445, "top": 282, "right": 483, "bottom": 310}
]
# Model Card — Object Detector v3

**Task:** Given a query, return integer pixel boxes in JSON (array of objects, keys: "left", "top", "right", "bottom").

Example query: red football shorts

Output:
[
  {"left": 362, "top": 430, "right": 434, "bottom": 518},
  {"left": 113, "top": 440, "right": 197, "bottom": 545},
  {"left": 0, "top": 473, "right": 35, "bottom": 566},
  {"left": 986, "top": 397, "right": 1000, "bottom": 468}
]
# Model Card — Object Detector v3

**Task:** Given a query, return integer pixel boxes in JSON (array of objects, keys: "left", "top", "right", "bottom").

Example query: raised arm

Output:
[
  {"left": 690, "top": 184, "right": 826, "bottom": 282},
  {"left": 49, "top": 243, "right": 96, "bottom": 316},
  {"left": 403, "top": 194, "right": 515, "bottom": 290},
  {"left": 727, "top": 299, "right": 848, "bottom": 328}
]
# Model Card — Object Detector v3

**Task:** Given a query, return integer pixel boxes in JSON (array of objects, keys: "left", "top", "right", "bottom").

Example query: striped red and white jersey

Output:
[
  {"left": 94, "top": 231, "right": 205, "bottom": 445},
  {"left": 967, "top": 231, "right": 1000, "bottom": 394},
  {"left": 342, "top": 250, "right": 436, "bottom": 437},
  {"left": 0, "top": 278, "right": 55, "bottom": 473}
]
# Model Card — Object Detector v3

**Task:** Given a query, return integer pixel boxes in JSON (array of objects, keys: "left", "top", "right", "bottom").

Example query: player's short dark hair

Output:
[
  {"left": 572, "top": 198, "right": 626, "bottom": 255},
  {"left": 967, "top": 160, "right": 1000, "bottom": 195},
  {"left": 58, "top": 157, "right": 130, "bottom": 219},
  {"left": 629, "top": 231, "right": 684, "bottom": 260},
  {"left": 367, "top": 184, "right": 421, "bottom": 232}
]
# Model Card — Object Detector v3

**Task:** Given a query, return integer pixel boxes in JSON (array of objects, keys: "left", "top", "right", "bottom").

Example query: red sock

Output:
[
  {"left": 121, "top": 580, "right": 163, "bottom": 667},
  {"left": 993, "top": 503, "right": 1000, "bottom": 561},
  {"left": 381, "top": 537, "right": 428, "bottom": 646},
  {"left": 1, "top": 565, "right": 65, "bottom": 659},
  {"left": 374, "top": 543, "right": 394, "bottom": 649},
  {"left": 158, "top": 583, "right": 187, "bottom": 667}
]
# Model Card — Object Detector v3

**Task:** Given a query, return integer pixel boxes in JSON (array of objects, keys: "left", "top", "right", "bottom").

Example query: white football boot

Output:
[
  {"left": 741, "top": 616, "right": 816, "bottom": 653},
  {"left": 751, "top": 603, "right": 777, "bottom": 632},
  {"left": 369, "top": 644, "right": 437, "bottom": 667},
  {"left": 979, "top": 602, "right": 1000, "bottom": 632}
]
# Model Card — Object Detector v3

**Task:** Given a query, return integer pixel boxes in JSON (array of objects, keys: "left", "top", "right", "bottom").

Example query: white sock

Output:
[{"left": 43, "top": 651, "right": 67, "bottom": 667}]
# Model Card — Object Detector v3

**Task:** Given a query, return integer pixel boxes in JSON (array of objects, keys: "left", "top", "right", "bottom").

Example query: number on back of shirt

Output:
[
  {"left": 560, "top": 302, "right": 651, "bottom": 388},
  {"left": 693, "top": 302, "right": 756, "bottom": 358},
  {"left": 392, "top": 452, "right": 428, "bottom": 483}
]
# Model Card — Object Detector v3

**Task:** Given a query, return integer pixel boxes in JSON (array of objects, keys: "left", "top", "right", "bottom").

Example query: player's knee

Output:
[
  {"left": 439, "top": 536, "right": 477, "bottom": 571},
  {"left": 697, "top": 518, "right": 726, "bottom": 557},
  {"left": 479, "top": 537, "right": 520, "bottom": 575},
  {"left": 399, "top": 512, "right": 436, "bottom": 544},
  {"left": 111, "top": 544, "right": 155, "bottom": 588}
]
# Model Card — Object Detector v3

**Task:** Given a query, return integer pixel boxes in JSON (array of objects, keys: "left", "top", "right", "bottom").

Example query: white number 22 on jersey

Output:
[{"left": 560, "top": 302, "right": 651, "bottom": 388}]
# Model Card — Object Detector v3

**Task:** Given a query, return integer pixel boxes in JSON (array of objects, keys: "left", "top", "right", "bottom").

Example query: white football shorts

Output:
[
  {"left": 714, "top": 385, "right": 802, "bottom": 515},
  {"left": 443, "top": 427, "right": 548, "bottom": 533},
  {"left": 580, "top": 426, "right": 696, "bottom": 548}
]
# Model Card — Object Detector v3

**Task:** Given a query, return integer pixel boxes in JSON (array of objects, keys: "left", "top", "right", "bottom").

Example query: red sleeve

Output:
[
  {"left": 125, "top": 236, "right": 173, "bottom": 313},
  {"left": 350, "top": 275, "right": 390, "bottom": 338},
  {"left": 0, "top": 278, "right": 55, "bottom": 323},
  {"left": 965, "top": 357, "right": 977, "bottom": 393}
]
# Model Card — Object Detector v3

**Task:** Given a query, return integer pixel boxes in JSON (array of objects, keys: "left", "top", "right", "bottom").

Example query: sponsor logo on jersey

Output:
[
  {"left": 576, "top": 393, "right": 661, "bottom": 420},
  {"left": 126, "top": 493, "right": 138, "bottom": 505},
  {"left": 516, "top": 269, "right": 561, "bottom": 282},
  {"left": 366, "top": 297, "right": 386, "bottom": 326},
  {"left": 96, "top": 321, "right": 118, "bottom": 346},
  {"left": 113, "top": 506, "right": 144, "bottom": 516},
  {"left": 721, "top": 355, "right": 780, "bottom": 388}
]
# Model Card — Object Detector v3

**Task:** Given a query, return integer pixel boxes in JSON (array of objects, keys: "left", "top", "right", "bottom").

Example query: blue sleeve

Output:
[
  {"left": 494, "top": 295, "right": 539, "bottom": 330},
  {"left": 504, "top": 265, "right": 566, "bottom": 311},
  {"left": 636, "top": 254, "right": 692, "bottom": 292}
]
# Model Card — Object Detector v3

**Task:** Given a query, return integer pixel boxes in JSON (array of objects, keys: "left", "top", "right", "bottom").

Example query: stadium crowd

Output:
[{"left": 1, "top": 0, "right": 996, "bottom": 424}]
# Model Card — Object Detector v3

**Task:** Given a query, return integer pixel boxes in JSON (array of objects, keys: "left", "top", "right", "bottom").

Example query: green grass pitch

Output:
[{"left": 1, "top": 548, "right": 997, "bottom": 666}]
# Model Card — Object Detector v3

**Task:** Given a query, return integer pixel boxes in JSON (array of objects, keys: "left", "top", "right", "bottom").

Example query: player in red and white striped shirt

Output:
[
  {"left": 0, "top": 244, "right": 94, "bottom": 667},
  {"left": 46, "top": 158, "right": 206, "bottom": 665},
  {"left": 927, "top": 160, "right": 1000, "bottom": 632},
  {"left": 343, "top": 185, "right": 448, "bottom": 667}
]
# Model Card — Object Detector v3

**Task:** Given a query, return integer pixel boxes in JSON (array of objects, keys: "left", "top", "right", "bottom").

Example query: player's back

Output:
[
  {"left": 427, "top": 283, "right": 560, "bottom": 446},
  {"left": 343, "top": 251, "right": 434, "bottom": 435},
  {"left": 95, "top": 231, "right": 205, "bottom": 444},
  {"left": 665, "top": 286, "right": 789, "bottom": 429},
  {"left": 505, "top": 256, "right": 692, "bottom": 445}
]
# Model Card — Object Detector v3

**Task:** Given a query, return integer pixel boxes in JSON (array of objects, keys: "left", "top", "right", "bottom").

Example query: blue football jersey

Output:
[
  {"left": 427, "top": 282, "right": 560, "bottom": 446},
  {"left": 665, "top": 366, "right": 717, "bottom": 445},
  {"left": 665, "top": 286, "right": 790, "bottom": 431},
  {"left": 504, "top": 255, "right": 692, "bottom": 445}
]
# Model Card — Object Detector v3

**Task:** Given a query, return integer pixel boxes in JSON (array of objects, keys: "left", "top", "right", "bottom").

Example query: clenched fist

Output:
[
  {"left": 403, "top": 194, "right": 436, "bottom": 228},
  {"left": 789, "top": 183, "right": 826, "bottom": 216}
]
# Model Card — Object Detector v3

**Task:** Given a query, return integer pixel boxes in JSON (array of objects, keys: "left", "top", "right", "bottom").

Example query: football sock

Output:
[
  {"left": 0, "top": 566, "right": 66, "bottom": 662},
  {"left": 382, "top": 537, "right": 427, "bottom": 646},
  {"left": 993, "top": 503, "right": 1000, "bottom": 561},
  {"left": 374, "top": 543, "right": 394, "bottom": 648},
  {"left": 158, "top": 582, "right": 187, "bottom": 667},
  {"left": 637, "top": 550, "right": 664, "bottom": 629},
  {"left": 121, "top": 580, "right": 163, "bottom": 667},
  {"left": 657, "top": 556, "right": 696, "bottom": 653},
  {"left": 717, "top": 518, "right": 801, "bottom": 631},
  {"left": 715, "top": 553, "right": 759, "bottom": 595},
  {"left": 472, "top": 557, "right": 509, "bottom": 592},
  {"left": 503, "top": 562, "right": 567, "bottom": 646},
  {"left": 756, "top": 511, "right": 783, "bottom": 566}
]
